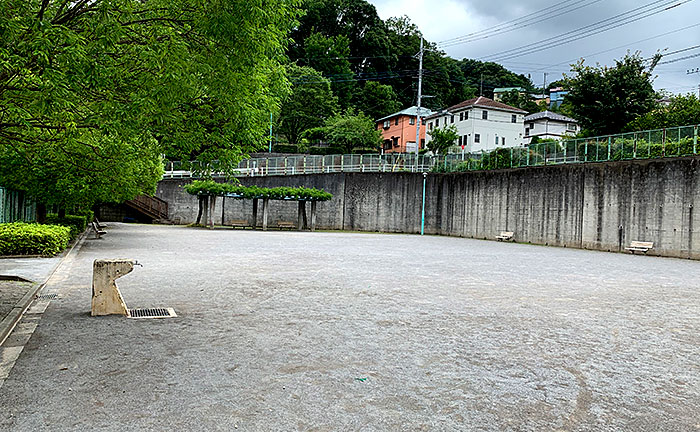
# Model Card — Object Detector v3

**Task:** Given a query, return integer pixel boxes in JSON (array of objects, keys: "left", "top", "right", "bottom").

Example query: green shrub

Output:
[
  {"left": 73, "top": 208, "right": 95, "bottom": 222},
  {"left": 272, "top": 144, "right": 299, "bottom": 153},
  {"left": 308, "top": 146, "right": 345, "bottom": 155},
  {"left": 183, "top": 181, "right": 333, "bottom": 201},
  {"left": 45, "top": 214, "right": 88, "bottom": 240},
  {"left": 0, "top": 223, "right": 71, "bottom": 256}
]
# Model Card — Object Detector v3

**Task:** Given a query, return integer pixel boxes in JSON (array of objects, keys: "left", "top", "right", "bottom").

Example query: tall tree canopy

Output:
[
  {"left": 279, "top": 64, "right": 338, "bottom": 145},
  {"left": 564, "top": 53, "right": 659, "bottom": 136},
  {"left": 0, "top": 0, "right": 299, "bottom": 210},
  {"left": 625, "top": 93, "right": 700, "bottom": 131}
]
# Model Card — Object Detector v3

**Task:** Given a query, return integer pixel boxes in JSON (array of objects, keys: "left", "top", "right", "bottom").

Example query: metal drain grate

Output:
[
  {"left": 128, "top": 307, "right": 177, "bottom": 319},
  {"left": 37, "top": 293, "right": 58, "bottom": 300}
]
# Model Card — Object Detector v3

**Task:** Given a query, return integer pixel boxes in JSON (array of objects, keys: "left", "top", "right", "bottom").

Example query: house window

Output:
[
  {"left": 383, "top": 120, "right": 390, "bottom": 129},
  {"left": 421, "top": 119, "right": 426, "bottom": 125},
  {"left": 383, "top": 140, "right": 392, "bottom": 150},
  {"left": 458, "top": 136, "right": 463, "bottom": 146},
  {"left": 465, "top": 111, "right": 469, "bottom": 120},
  {"left": 395, "top": 118, "right": 399, "bottom": 126},
  {"left": 525, "top": 128, "right": 530, "bottom": 137},
  {"left": 409, "top": 117, "right": 415, "bottom": 125},
  {"left": 495, "top": 136, "right": 499, "bottom": 146},
  {"left": 436, "top": 118, "right": 440, "bottom": 127},
  {"left": 429, "top": 122, "right": 433, "bottom": 130},
  {"left": 567, "top": 123, "right": 577, "bottom": 131},
  {"left": 511, "top": 114, "right": 517, "bottom": 123},
  {"left": 474, "top": 134, "right": 480, "bottom": 143},
  {"left": 392, "top": 137, "right": 399, "bottom": 147},
  {"left": 529, "top": 123, "right": 534, "bottom": 129},
  {"left": 482, "top": 110, "right": 488, "bottom": 120},
  {"left": 459, "top": 112, "right": 463, "bottom": 121},
  {"left": 502, "top": 137, "right": 506, "bottom": 146},
  {"left": 451, "top": 115, "right": 455, "bottom": 124},
  {"left": 420, "top": 138, "right": 425, "bottom": 147},
  {"left": 463, "top": 135, "right": 468, "bottom": 146}
]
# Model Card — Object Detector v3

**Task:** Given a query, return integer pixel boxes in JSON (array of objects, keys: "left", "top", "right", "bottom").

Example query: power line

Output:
[
  {"left": 439, "top": 0, "right": 604, "bottom": 48},
  {"left": 482, "top": 0, "right": 693, "bottom": 63},
  {"left": 658, "top": 51, "right": 700, "bottom": 64}
]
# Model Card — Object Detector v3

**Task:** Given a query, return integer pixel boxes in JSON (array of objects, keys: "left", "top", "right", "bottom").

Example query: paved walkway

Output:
[{"left": 0, "top": 224, "right": 698, "bottom": 431}]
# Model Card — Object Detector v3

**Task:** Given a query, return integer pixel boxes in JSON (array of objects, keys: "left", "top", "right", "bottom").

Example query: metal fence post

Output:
[
  {"left": 510, "top": 147, "right": 513, "bottom": 168},
  {"left": 694, "top": 125, "right": 698, "bottom": 154},
  {"left": 662, "top": 128, "right": 666, "bottom": 157},
  {"left": 607, "top": 137, "right": 611, "bottom": 161},
  {"left": 584, "top": 139, "right": 588, "bottom": 162}
]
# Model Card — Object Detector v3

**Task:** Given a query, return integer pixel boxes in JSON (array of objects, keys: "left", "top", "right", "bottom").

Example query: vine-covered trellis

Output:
[{"left": 184, "top": 180, "right": 332, "bottom": 230}]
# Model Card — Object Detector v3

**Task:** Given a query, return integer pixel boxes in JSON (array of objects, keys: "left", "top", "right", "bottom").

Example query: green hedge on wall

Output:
[
  {"left": 183, "top": 181, "right": 333, "bottom": 201},
  {"left": 0, "top": 223, "right": 71, "bottom": 256}
]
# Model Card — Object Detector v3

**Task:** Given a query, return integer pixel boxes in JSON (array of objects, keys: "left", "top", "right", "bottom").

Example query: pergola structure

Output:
[
  {"left": 220, "top": 193, "right": 321, "bottom": 231},
  {"left": 184, "top": 181, "right": 332, "bottom": 231}
]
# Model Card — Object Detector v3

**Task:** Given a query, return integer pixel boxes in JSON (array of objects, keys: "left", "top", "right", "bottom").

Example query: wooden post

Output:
[
  {"left": 208, "top": 196, "right": 216, "bottom": 228},
  {"left": 201, "top": 196, "right": 209, "bottom": 227},
  {"left": 252, "top": 198, "right": 258, "bottom": 229},
  {"left": 302, "top": 201, "right": 308, "bottom": 229},
  {"left": 221, "top": 196, "right": 226, "bottom": 226},
  {"left": 310, "top": 201, "right": 317, "bottom": 232},
  {"left": 297, "top": 201, "right": 304, "bottom": 231},
  {"left": 262, "top": 198, "right": 269, "bottom": 231}
]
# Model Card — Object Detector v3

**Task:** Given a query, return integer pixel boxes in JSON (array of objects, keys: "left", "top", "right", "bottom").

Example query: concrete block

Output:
[{"left": 91, "top": 259, "right": 136, "bottom": 316}]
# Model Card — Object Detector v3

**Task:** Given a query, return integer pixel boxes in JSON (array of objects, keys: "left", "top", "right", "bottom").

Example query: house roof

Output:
[
  {"left": 493, "top": 87, "right": 525, "bottom": 93},
  {"left": 425, "top": 96, "right": 527, "bottom": 119},
  {"left": 524, "top": 110, "right": 578, "bottom": 123},
  {"left": 375, "top": 106, "right": 435, "bottom": 122}
]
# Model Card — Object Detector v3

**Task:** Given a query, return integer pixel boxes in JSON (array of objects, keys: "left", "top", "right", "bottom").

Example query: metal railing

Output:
[{"left": 162, "top": 124, "right": 699, "bottom": 178}]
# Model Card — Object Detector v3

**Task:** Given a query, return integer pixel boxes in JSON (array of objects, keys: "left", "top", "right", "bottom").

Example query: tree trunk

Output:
[
  {"left": 208, "top": 196, "right": 216, "bottom": 228},
  {"left": 36, "top": 203, "right": 47, "bottom": 224},
  {"left": 196, "top": 196, "right": 204, "bottom": 225},
  {"left": 58, "top": 207, "right": 66, "bottom": 218}
]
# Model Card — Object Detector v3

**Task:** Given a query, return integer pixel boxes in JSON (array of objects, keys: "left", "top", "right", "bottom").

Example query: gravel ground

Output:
[
  {"left": 0, "top": 281, "right": 35, "bottom": 323},
  {"left": 0, "top": 223, "right": 698, "bottom": 431}
]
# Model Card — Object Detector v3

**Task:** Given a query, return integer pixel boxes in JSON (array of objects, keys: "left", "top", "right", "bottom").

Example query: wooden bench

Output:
[
  {"left": 276, "top": 221, "right": 296, "bottom": 230},
  {"left": 625, "top": 241, "right": 653, "bottom": 254},
  {"left": 496, "top": 231, "right": 514, "bottom": 241},
  {"left": 229, "top": 219, "right": 251, "bottom": 229},
  {"left": 94, "top": 217, "right": 106, "bottom": 230},
  {"left": 91, "top": 221, "right": 106, "bottom": 239}
]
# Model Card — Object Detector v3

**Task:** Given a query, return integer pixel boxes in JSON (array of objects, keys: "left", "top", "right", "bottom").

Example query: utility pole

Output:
[
  {"left": 269, "top": 112, "right": 273, "bottom": 153},
  {"left": 688, "top": 67, "right": 700, "bottom": 98},
  {"left": 414, "top": 36, "right": 424, "bottom": 156}
]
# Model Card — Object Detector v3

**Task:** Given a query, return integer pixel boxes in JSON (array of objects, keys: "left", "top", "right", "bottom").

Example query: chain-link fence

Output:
[{"left": 163, "top": 124, "right": 699, "bottom": 178}]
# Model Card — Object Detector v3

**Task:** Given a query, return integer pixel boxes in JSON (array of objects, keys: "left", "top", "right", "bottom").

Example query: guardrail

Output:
[{"left": 162, "top": 124, "right": 699, "bottom": 179}]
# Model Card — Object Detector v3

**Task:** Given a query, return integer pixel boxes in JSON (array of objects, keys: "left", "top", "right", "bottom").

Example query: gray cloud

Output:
[{"left": 370, "top": 0, "right": 700, "bottom": 94}]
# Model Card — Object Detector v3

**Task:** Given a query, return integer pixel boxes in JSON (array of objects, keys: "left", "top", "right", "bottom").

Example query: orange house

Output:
[{"left": 376, "top": 106, "right": 434, "bottom": 153}]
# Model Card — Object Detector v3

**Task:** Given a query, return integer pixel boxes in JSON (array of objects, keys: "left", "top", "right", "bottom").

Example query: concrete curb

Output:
[
  {"left": 0, "top": 229, "right": 89, "bottom": 347},
  {"left": 0, "top": 281, "right": 43, "bottom": 346}
]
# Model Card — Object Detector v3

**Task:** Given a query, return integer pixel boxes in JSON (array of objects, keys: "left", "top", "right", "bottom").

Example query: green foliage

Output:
[
  {"left": 351, "top": 81, "right": 402, "bottom": 120},
  {"left": 279, "top": 64, "right": 338, "bottom": 144},
  {"left": 45, "top": 214, "right": 88, "bottom": 240},
  {"left": 0, "top": 223, "right": 70, "bottom": 256},
  {"left": 0, "top": 0, "right": 301, "bottom": 207},
  {"left": 272, "top": 144, "right": 301, "bottom": 154},
  {"left": 184, "top": 181, "right": 333, "bottom": 201},
  {"left": 320, "top": 110, "right": 382, "bottom": 153},
  {"left": 427, "top": 125, "right": 459, "bottom": 155},
  {"left": 303, "top": 32, "right": 355, "bottom": 107},
  {"left": 308, "top": 146, "right": 346, "bottom": 155},
  {"left": 574, "top": 137, "right": 697, "bottom": 162},
  {"left": 564, "top": 53, "right": 658, "bottom": 136},
  {"left": 499, "top": 90, "right": 539, "bottom": 114},
  {"left": 626, "top": 94, "right": 700, "bottom": 131}
]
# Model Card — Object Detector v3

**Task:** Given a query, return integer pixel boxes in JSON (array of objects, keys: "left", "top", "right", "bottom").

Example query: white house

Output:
[
  {"left": 523, "top": 111, "right": 579, "bottom": 144},
  {"left": 424, "top": 96, "right": 527, "bottom": 153}
]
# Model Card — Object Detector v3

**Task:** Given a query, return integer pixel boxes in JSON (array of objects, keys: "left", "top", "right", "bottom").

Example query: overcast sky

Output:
[{"left": 369, "top": 0, "right": 700, "bottom": 95}]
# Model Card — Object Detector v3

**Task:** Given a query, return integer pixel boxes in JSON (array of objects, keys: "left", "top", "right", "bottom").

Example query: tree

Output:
[
  {"left": 564, "top": 53, "right": 658, "bottom": 136},
  {"left": 319, "top": 110, "right": 382, "bottom": 153},
  {"left": 0, "top": 0, "right": 299, "bottom": 214},
  {"left": 278, "top": 65, "right": 339, "bottom": 144},
  {"left": 351, "top": 81, "right": 402, "bottom": 120},
  {"left": 626, "top": 93, "right": 700, "bottom": 131},
  {"left": 499, "top": 90, "right": 540, "bottom": 114},
  {"left": 303, "top": 32, "right": 355, "bottom": 107},
  {"left": 427, "top": 125, "right": 459, "bottom": 155}
]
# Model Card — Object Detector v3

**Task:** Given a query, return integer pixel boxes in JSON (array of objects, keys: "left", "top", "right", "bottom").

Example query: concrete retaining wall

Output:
[{"left": 157, "top": 156, "right": 700, "bottom": 259}]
